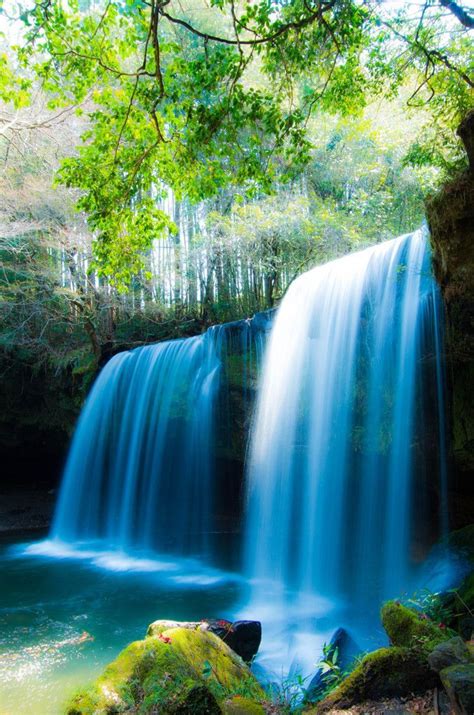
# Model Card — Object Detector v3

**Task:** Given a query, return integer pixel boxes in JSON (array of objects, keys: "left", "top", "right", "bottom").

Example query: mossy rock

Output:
[
  {"left": 65, "top": 627, "right": 263, "bottom": 714},
  {"left": 427, "top": 148, "right": 474, "bottom": 522},
  {"left": 428, "top": 636, "right": 473, "bottom": 673},
  {"left": 161, "top": 627, "right": 263, "bottom": 697},
  {"left": 66, "top": 637, "right": 187, "bottom": 714},
  {"left": 221, "top": 695, "right": 266, "bottom": 714},
  {"left": 381, "top": 600, "right": 449, "bottom": 650},
  {"left": 143, "top": 682, "right": 221, "bottom": 714},
  {"left": 315, "top": 646, "right": 438, "bottom": 711},
  {"left": 440, "top": 663, "right": 474, "bottom": 715}
]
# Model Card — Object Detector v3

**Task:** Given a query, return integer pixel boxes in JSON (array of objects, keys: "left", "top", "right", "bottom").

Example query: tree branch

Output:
[
  {"left": 439, "top": 0, "right": 474, "bottom": 29},
  {"left": 159, "top": 2, "right": 337, "bottom": 47}
]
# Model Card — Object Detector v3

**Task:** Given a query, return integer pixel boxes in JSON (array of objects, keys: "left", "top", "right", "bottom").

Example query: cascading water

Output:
[
  {"left": 52, "top": 336, "right": 219, "bottom": 557},
  {"left": 45, "top": 313, "right": 270, "bottom": 564},
  {"left": 243, "top": 229, "right": 447, "bottom": 670}
]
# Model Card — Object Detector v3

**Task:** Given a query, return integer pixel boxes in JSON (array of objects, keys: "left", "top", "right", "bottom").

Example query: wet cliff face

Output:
[{"left": 427, "top": 110, "right": 474, "bottom": 528}]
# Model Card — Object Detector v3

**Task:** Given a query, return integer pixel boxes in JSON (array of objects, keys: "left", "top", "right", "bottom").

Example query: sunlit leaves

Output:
[
  {"left": 2, "top": 0, "right": 472, "bottom": 287},
  {"left": 0, "top": 53, "right": 31, "bottom": 106}
]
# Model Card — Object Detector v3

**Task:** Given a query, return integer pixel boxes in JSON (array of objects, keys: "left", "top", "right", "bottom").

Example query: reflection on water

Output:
[{"left": 0, "top": 534, "right": 243, "bottom": 715}]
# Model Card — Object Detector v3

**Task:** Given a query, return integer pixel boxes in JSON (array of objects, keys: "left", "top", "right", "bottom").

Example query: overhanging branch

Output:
[{"left": 439, "top": 0, "right": 474, "bottom": 29}]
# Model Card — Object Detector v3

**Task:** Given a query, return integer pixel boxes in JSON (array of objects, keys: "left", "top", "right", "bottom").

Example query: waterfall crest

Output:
[{"left": 244, "top": 229, "right": 447, "bottom": 608}]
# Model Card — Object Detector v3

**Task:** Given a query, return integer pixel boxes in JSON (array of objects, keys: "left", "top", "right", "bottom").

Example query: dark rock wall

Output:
[
  {"left": 427, "top": 110, "right": 474, "bottom": 529},
  {"left": 0, "top": 362, "right": 78, "bottom": 491}
]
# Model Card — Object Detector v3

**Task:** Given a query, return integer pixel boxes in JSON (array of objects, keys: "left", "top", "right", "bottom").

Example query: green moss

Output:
[
  {"left": 65, "top": 627, "right": 263, "bottom": 714},
  {"left": 221, "top": 695, "right": 266, "bottom": 714},
  {"left": 381, "top": 600, "right": 449, "bottom": 650},
  {"left": 314, "top": 646, "right": 438, "bottom": 711},
  {"left": 440, "top": 663, "right": 474, "bottom": 715},
  {"left": 162, "top": 627, "right": 264, "bottom": 701},
  {"left": 66, "top": 638, "right": 183, "bottom": 714},
  {"left": 141, "top": 680, "right": 220, "bottom": 714}
]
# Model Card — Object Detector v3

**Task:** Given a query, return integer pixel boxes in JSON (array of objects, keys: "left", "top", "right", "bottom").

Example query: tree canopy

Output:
[{"left": 1, "top": 0, "right": 473, "bottom": 286}]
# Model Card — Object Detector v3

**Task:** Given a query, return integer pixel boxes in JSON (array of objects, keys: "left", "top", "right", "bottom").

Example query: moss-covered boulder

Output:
[
  {"left": 314, "top": 646, "right": 438, "bottom": 712},
  {"left": 159, "top": 627, "right": 261, "bottom": 695},
  {"left": 440, "top": 663, "right": 474, "bottom": 715},
  {"left": 428, "top": 636, "right": 472, "bottom": 673},
  {"left": 221, "top": 696, "right": 265, "bottom": 714},
  {"left": 143, "top": 682, "right": 221, "bottom": 714},
  {"left": 381, "top": 600, "right": 449, "bottom": 650},
  {"left": 66, "top": 637, "right": 182, "bottom": 714},
  {"left": 65, "top": 626, "right": 263, "bottom": 714}
]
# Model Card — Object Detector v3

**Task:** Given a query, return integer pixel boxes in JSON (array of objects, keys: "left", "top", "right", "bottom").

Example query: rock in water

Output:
[
  {"left": 306, "top": 627, "right": 360, "bottom": 700},
  {"left": 208, "top": 620, "right": 262, "bottom": 663},
  {"left": 66, "top": 626, "right": 264, "bottom": 714}
]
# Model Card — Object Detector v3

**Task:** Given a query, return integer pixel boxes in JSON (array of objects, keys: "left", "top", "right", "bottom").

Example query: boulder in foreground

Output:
[
  {"left": 313, "top": 646, "right": 438, "bottom": 712},
  {"left": 66, "top": 624, "right": 264, "bottom": 714}
]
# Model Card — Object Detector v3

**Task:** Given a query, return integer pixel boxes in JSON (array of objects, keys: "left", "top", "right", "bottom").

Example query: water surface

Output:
[{"left": 0, "top": 533, "right": 243, "bottom": 715}]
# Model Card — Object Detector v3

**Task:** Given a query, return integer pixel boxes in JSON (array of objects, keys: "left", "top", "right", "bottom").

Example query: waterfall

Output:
[
  {"left": 50, "top": 313, "right": 271, "bottom": 562},
  {"left": 24, "top": 227, "right": 449, "bottom": 678},
  {"left": 244, "top": 229, "right": 447, "bottom": 617}
]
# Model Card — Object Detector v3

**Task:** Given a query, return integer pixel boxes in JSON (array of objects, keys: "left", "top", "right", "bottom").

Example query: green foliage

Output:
[
  {"left": 265, "top": 672, "right": 310, "bottom": 713},
  {"left": 0, "top": 52, "right": 31, "bottom": 106},
  {"left": 1, "top": 0, "right": 471, "bottom": 286},
  {"left": 405, "top": 588, "right": 462, "bottom": 625},
  {"left": 412, "top": 568, "right": 474, "bottom": 640},
  {"left": 316, "top": 642, "right": 347, "bottom": 697}
]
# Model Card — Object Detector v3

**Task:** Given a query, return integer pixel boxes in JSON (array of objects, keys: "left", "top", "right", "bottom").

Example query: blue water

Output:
[{"left": 0, "top": 533, "right": 244, "bottom": 715}]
